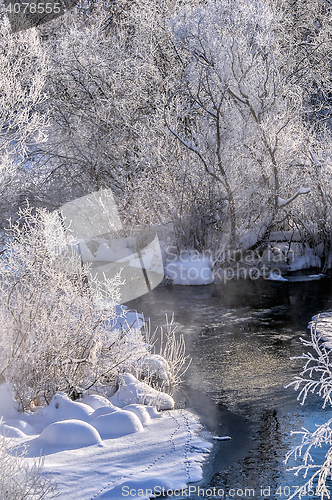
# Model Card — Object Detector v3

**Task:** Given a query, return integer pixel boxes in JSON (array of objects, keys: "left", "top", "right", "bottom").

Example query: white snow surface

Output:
[
  {"left": 0, "top": 376, "right": 212, "bottom": 500},
  {"left": 268, "top": 272, "right": 288, "bottom": 282},
  {"left": 109, "top": 373, "right": 174, "bottom": 410}
]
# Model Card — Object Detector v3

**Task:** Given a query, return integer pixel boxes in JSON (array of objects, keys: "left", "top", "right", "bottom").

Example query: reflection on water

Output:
[{"left": 126, "top": 273, "right": 332, "bottom": 499}]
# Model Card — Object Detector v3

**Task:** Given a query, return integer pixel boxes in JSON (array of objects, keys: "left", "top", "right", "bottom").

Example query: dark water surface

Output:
[{"left": 126, "top": 272, "right": 332, "bottom": 499}]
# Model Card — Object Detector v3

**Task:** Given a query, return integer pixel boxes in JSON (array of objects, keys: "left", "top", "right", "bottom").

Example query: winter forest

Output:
[{"left": 4, "top": 0, "right": 332, "bottom": 498}]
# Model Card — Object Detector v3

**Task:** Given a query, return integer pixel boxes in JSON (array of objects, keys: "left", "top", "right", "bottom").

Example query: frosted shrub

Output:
[
  {"left": 285, "top": 318, "right": 332, "bottom": 498},
  {"left": 137, "top": 314, "right": 191, "bottom": 389},
  {"left": 0, "top": 207, "right": 147, "bottom": 410},
  {"left": 0, "top": 436, "right": 58, "bottom": 499}
]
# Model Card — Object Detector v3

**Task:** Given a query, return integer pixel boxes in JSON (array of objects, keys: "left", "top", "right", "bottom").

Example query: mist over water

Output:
[{"left": 127, "top": 272, "right": 332, "bottom": 499}]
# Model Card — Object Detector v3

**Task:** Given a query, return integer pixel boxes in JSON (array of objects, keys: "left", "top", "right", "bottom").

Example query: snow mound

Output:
[
  {"left": 110, "top": 373, "right": 174, "bottom": 410},
  {"left": 81, "top": 395, "right": 114, "bottom": 410},
  {"left": 5, "top": 419, "right": 35, "bottom": 435},
  {"left": 0, "top": 423, "right": 26, "bottom": 438},
  {"left": 0, "top": 384, "right": 20, "bottom": 420},
  {"left": 39, "top": 420, "right": 102, "bottom": 448},
  {"left": 268, "top": 272, "right": 288, "bottom": 282},
  {"left": 122, "top": 404, "right": 151, "bottom": 425},
  {"left": 89, "top": 406, "right": 117, "bottom": 421},
  {"left": 34, "top": 392, "right": 94, "bottom": 427},
  {"left": 91, "top": 409, "right": 143, "bottom": 439}
]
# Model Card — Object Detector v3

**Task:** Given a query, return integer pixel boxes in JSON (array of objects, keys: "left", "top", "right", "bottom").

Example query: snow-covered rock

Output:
[
  {"left": 5, "top": 419, "right": 35, "bottom": 435},
  {"left": 90, "top": 408, "right": 143, "bottom": 439},
  {"left": 145, "top": 406, "right": 162, "bottom": 419},
  {"left": 26, "top": 392, "right": 94, "bottom": 432},
  {"left": 39, "top": 419, "right": 102, "bottom": 447}
]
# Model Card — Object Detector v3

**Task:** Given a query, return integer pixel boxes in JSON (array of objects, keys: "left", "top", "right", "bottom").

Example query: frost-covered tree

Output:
[
  {"left": 27, "top": 1, "right": 165, "bottom": 207},
  {"left": 285, "top": 317, "right": 332, "bottom": 499},
  {"left": 165, "top": 0, "right": 314, "bottom": 246},
  {"left": 0, "top": 207, "right": 147, "bottom": 410},
  {"left": 277, "top": 0, "right": 332, "bottom": 130},
  {"left": 0, "top": 15, "right": 49, "bottom": 227}
]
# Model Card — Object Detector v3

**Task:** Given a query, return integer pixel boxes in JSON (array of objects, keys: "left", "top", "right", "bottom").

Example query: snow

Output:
[
  {"left": 122, "top": 404, "right": 151, "bottom": 425},
  {"left": 268, "top": 271, "right": 288, "bottom": 281},
  {"left": 277, "top": 187, "right": 310, "bottom": 208},
  {"left": 24, "top": 420, "right": 103, "bottom": 455},
  {"left": 37, "top": 409, "right": 210, "bottom": 499},
  {"left": 0, "top": 377, "right": 212, "bottom": 499},
  {"left": 109, "top": 373, "right": 174, "bottom": 410},
  {"left": 89, "top": 406, "right": 117, "bottom": 421},
  {"left": 0, "top": 423, "right": 26, "bottom": 438},
  {"left": 81, "top": 395, "right": 115, "bottom": 410},
  {"left": 91, "top": 409, "right": 143, "bottom": 439},
  {"left": 27, "top": 392, "right": 94, "bottom": 432},
  {"left": 165, "top": 251, "right": 214, "bottom": 285}
]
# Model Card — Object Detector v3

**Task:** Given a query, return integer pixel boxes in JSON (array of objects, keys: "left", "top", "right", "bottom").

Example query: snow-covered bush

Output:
[
  {"left": 0, "top": 435, "right": 58, "bottom": 499},
  {"left": 134, "top": 314, "right": 191, "bottom": 389},
  {"left": 285, "top": 317, "right": 332, "bottom": 498},
  {"left": 0, "top": 207, "right": 147, "bottom": 410}
]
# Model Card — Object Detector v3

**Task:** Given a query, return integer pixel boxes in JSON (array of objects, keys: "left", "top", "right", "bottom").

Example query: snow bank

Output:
[
  {"left": 109, "top": 373, "right": 174, "bottom": 410},
  {"left": 0, "top": 423, "right": 26, "bottom": 438},
  {"left": 81, "top": 395, "right": 115, "bottom": 410},
  {"left": 89, "top": 406, "right": 116, "bottom": 421},
  {"left": 165, "top": 251, "right": 213, "bottom": 285},
  {"left": 37, "top": 409, "right": 212, "bottom": 499},
  {"left": 1, "top": 379, "right": 211, "bottom": 499}
]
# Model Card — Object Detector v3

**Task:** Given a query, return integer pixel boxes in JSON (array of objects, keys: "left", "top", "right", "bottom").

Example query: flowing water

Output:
[{"left": 126, "top": 272, "right": 332, "bottom": 499}]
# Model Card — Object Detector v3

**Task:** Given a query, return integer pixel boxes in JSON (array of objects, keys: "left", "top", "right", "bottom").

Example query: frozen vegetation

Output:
[{"left": 285, "top": 313, "right": 332, "bottom": 498}]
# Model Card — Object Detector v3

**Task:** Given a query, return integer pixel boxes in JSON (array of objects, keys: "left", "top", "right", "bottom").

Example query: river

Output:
[{"left": 127, "top": 271, "right": 332, "bottom": 499}]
